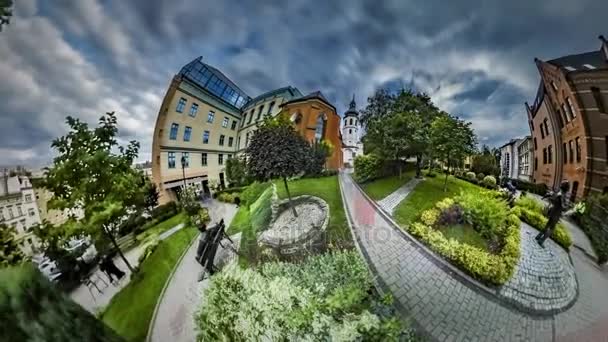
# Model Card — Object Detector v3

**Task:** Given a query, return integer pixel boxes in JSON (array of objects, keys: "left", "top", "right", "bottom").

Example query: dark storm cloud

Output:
[{"left": 1, "top": 0, "right": 607, "bottom": 168}]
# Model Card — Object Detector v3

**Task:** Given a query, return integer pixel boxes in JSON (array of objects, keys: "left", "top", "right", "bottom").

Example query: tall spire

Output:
[{"left": 349, "top": 94, "right": 356, "bottom": 109}]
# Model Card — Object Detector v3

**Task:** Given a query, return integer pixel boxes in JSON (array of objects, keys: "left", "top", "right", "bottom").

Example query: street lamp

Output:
[{"left": 181, "top": 155, "right": 187, "bottom": 190}]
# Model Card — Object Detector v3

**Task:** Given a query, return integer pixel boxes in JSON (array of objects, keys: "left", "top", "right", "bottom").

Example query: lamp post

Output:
[{"left": 181, "top": 155, "right": 187, "bottom": 190}]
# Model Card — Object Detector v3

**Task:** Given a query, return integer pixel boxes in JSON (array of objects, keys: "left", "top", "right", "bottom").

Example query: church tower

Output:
[{"left": 342, "top": 95, "right": 359, "bottom": 146}]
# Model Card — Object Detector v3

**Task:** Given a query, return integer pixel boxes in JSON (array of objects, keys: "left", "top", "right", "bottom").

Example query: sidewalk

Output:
[{"left": 339, "top": 173, "right": 608, "bottom": 341}]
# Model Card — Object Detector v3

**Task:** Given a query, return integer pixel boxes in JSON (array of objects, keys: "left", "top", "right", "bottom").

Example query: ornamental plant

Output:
[
  {"left": 482, "top": 175, "right": 497, "bottom": 188},
  {"left": 466, "top": 171, "right": 476, "bottom": 180}
]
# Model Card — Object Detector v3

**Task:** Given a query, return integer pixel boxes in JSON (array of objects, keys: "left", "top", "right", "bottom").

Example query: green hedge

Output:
[
  {"left": 1, "top": 265, "right": 123, "bottom": 341},
  {"left": 353, "top": 154, "right": 384, "bottom": 183},
  {"left": 509, "top": 179, "right": 548, "bottom": 196},
  {"left": 512, "top": 201, "right": 573, "bottom": 249}
]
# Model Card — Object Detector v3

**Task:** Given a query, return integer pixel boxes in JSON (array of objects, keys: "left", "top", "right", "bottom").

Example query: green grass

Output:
[
  {"left": 393, "top": 175, "right": 483, "bottom": 227},
  {"left": 135, "top": 212, "right": 187, "bottom": 244},
  {"left": 361, "top": 170, "right": 416, "bottom": 200},
  {"left": 102, "top": 227, "right": 197, "bottom": 342},
  {"left": 441, "top": 224, "right": 489, "bottom": 251},
  {"left": 275, "top": 175, "right": 352, "bottom": 249}
]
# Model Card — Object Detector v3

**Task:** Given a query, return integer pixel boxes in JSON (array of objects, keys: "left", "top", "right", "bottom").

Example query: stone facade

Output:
[{"left": 0, "top": 175, "right": 41, "bottom": 254}]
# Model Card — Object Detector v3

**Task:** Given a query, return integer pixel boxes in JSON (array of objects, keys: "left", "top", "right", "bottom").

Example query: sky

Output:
[{"left": 0, "top": 0, "right": 606, "bottom": 168}]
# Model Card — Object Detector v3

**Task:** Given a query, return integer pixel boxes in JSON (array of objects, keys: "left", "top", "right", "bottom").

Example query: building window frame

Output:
[
  {"left": 176, "top": 97, "right": 187, "bottom": 113},
  {"left": 207, "top": 111, "right": 215, "bottom": 123},
  {"left": 218, "top": 154, "right": 224, "bottom": 165},
  {"left": 231, "top": 120, "right": 237, "bottom": 130},
  {"left": 219, "top": 134, "right": 225, "bottom": 146},
  {"left": 568, "top": 140, "right": 574, "bottom": 163},
  {"left": 182, "top": 152, "right": 190, "bottom": 168},
  {"left": 562, "top": 104, "right": 571, "bottom": 122},
  {"left": 222, "top": 117, "right": 229, "bottom": 128},
  {"left": 315, "top": 113, "right": 327, "bottom": 143},
  {"left": 575, "top": 137, "right": 581, "bottom": 162},
  {"left": 168, "top": 152, "right": 176, "bottom": 169},
  {"left": 203, "top": 130, "right": 210, "bottom": 144},
  {"left": 543, "top": 148, "right": 547, "bottom": 164},
  {"left": 567, "top": 97, "right": 577, "bottom": 119},
  {"left": 256, "top": 105, "right": 264, "bottom": 121},
  {"left": 548, "top": 145, "right": 553, "bottom": 164},
  {"left": 228, "top": 137, "right": 234, "bottom": 147},
  {"left": 169, "top": 123, "right": 179, "bottom": 140},
  {"left": 183, "top": 126, "right": 192, "bottom": 142},
  {"left": 247, "top": 109, "right": 254, "bottom": 124},
  {"left": 201, "top": 153, "right": 208, "bottom": 166},
  {"left": 266, "top": 102, "right": 275, "bottom": 116},
  {"left": 540, "top": 123, "right": 545, "bottom": 139},
  {"left": 189, "top": 103, "right": 198, "bottom": 117}
]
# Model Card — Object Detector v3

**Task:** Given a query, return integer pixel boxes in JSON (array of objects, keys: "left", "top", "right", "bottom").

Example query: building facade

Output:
[
  {"left": 499, "top": 139, "right": 521, "bottom": 180},
  {"left": 0, "top": 174, "right": 41, "bottom": 254},
  {"left": 34, "top": 187, "right": 84, "bottom": 227},
  {"left": 526, "top": 35, "right": 608, "bottom": 201},
  {"left": 341, "top": 96, "right": 364, "bottom": 167},
  {"left": 152, "top": 57, "right": 344, "bottom": 204},
  {"left": 517, "top": 137, "right": 533, "bottom": 182}
]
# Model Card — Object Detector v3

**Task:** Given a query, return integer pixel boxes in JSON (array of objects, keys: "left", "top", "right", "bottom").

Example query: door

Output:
[{"left": 570, "top": 181, "right": 579, "bottom": 203}]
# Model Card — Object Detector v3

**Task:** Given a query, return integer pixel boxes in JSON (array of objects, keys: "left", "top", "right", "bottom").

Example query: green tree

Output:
[
  {"left": 0, "top": 223, "right": 27, "bottom": 267},
  {"left": 225, "top": 156, "right": 248, "bottom": 186},
  {"left": 143, "top": 180, "right": 160, "bottom": 214},
  {"left": 305, "top": 141, "right": 331, "bottom": 176},
  {"left": 430, "top": 113, "right": 477, "bottom": 191},
  {"left": 0, "top": 0, "right": 12, "bottom": 32},
  {"left": 41, "top": 112, "right": 146, "bottom": 272},
  {"left": 471, "top": 145, "right": 500, "bottom": 177},
  {"left": 246, "top": 116, "right": 309, "bottom": 216}
]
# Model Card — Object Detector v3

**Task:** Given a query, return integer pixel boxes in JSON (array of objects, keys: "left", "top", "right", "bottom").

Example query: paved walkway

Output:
[
  {"left": 378, "top": 177, "right": 424, "bottom": 214},
  {"left": 70, "top": 222, "right": 187, "bottom": 314},
  {"left": 339, "top": 173, "right": 608, "bottom": 341},
  {"left": 149, "top": 200, "right": 239, "bottom": 342}
]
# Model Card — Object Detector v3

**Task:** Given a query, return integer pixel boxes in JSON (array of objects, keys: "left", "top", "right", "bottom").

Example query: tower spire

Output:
[{"left": 349, "top": 94, "right": 356, "bottom": 109}]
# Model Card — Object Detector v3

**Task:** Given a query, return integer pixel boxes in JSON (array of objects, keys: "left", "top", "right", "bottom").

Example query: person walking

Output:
[
  {"left": 535, "top": 181, "right": 569, "bottom": 247},
  {"left": 100, "top": 254, "right": 125, "bottom": 284}
]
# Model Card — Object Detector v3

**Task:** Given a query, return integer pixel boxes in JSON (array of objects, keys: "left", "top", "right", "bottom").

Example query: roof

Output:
[
  {"left": 243, "top": 86, "right": 302, "bottom": 109},
  {"left": 281, "top": 91, "right": 337, "bottom": 112},
  {"left": 0, "top": 176, "right": 21, "bottom": 197},
  {"left": 178, "top": 57, "right": 251, "bottom": 109},
  {"left": 547, "top": 50, "right": 608, "bottom": 72},
  {"left": 499, "top": 138, "right": 521, "bottom": 149},
  {"left": 344, "top": 95, "right": 359, "bottom": 118}
]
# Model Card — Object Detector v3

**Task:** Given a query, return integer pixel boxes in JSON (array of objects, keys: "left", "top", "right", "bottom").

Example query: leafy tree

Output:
[
  {"left": 178, "top": 185, "right": 209, "bottom": 226},
  {"left": 246, "top": 116, "right": 309, "bottom": 216},
  {"left": 143, "top": 180, "right": 160, "bottom": 214},
  {"left": 41, "top": 112, "right": 146, "bottom": 272},
  {"left": 0, "top": 0, "right": 12, "bottom": 32},
  {"left": 471, "top": 145, "right": 500, "bottom": 177},
  {"left": 430, "top": 113, "right": 477, "bottom": 191},
  {"left": 0, "top": 223, "right": 27, "bottom": 267},
  {"left": 305, "top": 141, "right": 331, "bottom": 176},
  {"left": 225, "top": 156, "right": 248, "bottom": 186}
]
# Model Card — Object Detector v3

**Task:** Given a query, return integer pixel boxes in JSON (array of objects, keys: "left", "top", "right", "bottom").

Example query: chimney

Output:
[{"left": 600, "top": 35, "right": 608, "bottom": 62}]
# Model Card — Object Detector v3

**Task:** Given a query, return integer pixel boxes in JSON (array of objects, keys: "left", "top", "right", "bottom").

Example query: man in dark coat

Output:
[
  {"left": 100, "top": 254, "right": 125, "bottom": 283},
  {"left": 536, "top": 181, "right": 569, "bottom": 247}
]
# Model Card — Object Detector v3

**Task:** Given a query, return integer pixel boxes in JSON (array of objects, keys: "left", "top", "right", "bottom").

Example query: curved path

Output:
[{"left": 339, "top": 173, "right": 608, "bottom": 341}]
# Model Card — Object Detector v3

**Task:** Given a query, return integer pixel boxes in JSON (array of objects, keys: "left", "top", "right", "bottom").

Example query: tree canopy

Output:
[{"left": 0, "top": 223, "right": 26, "bottom": 267}]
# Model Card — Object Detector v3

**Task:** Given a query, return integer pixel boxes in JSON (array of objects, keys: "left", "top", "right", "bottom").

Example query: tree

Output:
[
  {"left": 0, "top": 0, "right": 12, "bottom": 32},
  {"left": 41, "top": 112, "right": 146, "bottom": 272},
  {"left": 0, "top": 223, "right": 26, "bottom": 267},
  {"left": 225, "top": 156, "right": 248, "bottom": 187},
  {"left": 143, "top": 181, "right": 160, "bottom": 214},
  {"left": 246, "top": 116, "right": 309, "bottom": 216},
  {"left": 471, "top": 145, "right": 500, "bottom": 177},
  {"left": 430, "top": 113, "right": 477, "bottom": 191},
  {"left": 305, "top": 141, "right": 331, "bottom": 176}
]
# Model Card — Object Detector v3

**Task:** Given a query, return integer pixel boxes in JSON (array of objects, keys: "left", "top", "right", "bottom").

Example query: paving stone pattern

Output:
[
  {"left": 339, "top": 173, "right": 608, "bottom": 341},
  {"left": 498, "top": 225, "right": 577, "bottom": 314},
  {"left": 377, "top": 177, "right": 423, "bottom": 214}
]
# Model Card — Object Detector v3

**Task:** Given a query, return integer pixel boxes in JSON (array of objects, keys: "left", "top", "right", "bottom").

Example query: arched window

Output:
[
  {"left": 349, "top": 118, "right": 353, "bottom": 126},
  {"left": 315, "top": 113, "right": 327, "bottom": 142},
  {"left": 290, "top": 112, "right": 302, "bottom": 124},
  {"left": 349, "top": 129, "right": 352, "bottom": 134}
]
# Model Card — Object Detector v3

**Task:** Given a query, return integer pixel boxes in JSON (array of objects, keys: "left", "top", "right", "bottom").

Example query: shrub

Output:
[
  {"left": 421, "top": 209, "right": 440, "bottom": 226},
  {"left": 509, "top": 179, "right": 548, "bottom": 196},
  {"left": 354, "top": 154, "right": 384, "bottom": 183},
  {"left": 476, "top": 173, "right": 485, "bottom": 181},
  {"left": 151, "top": 202, "right": 178, "bottom": 220},
  {"left": 138, "top": 239, "right": 160, "bottom": 264},
  {"left": 466, "top": 172, "right": 476, "bottom": 180},
  {"left": 456, "top": 191, "right": 509, "bottom": 239},
  {"left": 197, "top": 251, "right": 409, "bottom": 340},
  {"left": 216, "top": 192, "right": 236, "bottom": 203},
  {"left": 515, "top": 196, "right": 544, "bottom": 213},
  {"left": 437, "top": 204, "right": 465, "bottom": 227},
  {"left": 482, "top": 175, "right": 497, "bottom": 188},
  {"left": 240, "top": 182, "right": 271, "bottom": 208}
]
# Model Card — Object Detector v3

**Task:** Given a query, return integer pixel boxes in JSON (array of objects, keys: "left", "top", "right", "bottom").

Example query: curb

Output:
[{"left": 145, "top": 230, "right": 199, "bottom": 342}]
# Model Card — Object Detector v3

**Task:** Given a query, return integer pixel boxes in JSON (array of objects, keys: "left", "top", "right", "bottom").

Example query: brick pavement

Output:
[
  {"left": 339, "top": 173, "right": 608, "bottom": 342},
  {"left": 378, "top": 177, "right": 423, "bottom": 214}
]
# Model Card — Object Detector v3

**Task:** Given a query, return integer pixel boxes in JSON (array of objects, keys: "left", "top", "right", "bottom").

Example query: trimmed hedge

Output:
[
  {"left": 508, "top": 179, "right": 548, "bottom": 196},
  {"left": 354, "top": 154, "right": 384, "bottom": 182},
  {"left": 482, "top": 175, "right": 497, "bottom": 188},
  {"left": 1, "top": 265, "right": 123, "bottom": 341},
  {"left": 512, "top": 198, "right": 573, "bottom": 249}
]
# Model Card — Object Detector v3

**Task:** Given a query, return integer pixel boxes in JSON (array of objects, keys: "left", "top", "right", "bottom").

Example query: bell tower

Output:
[{"left": 342, "top": 94, "right": 359, "bottom": 146}]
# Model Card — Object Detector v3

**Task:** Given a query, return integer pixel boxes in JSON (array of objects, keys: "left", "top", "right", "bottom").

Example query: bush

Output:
[
  {"left": 456, "top": 191, "right": 509, "bottom": 239},
  {"left": 354, "top": 154, "right": 384, "bottom": 183},
  {"left": 476, "top": 173, "right": 485, "bottom": 181},
  {"left": 151, "top": 202, "right": 178, "bottom": 220},
  {"left": 216, "top": 192, "right": 236, "bottom": 203},
  {"left": 1, "top": 265, "right": 123, "bottom": 341},
  {"left": 138, "top": 239, "right": 160, "bottom": 264},
  {"left": 196, "top": 251, "right": 410, "bottom": 341},
  {"left": 466, "top": 172, "right": 476, "bottom": 180},
  {"left": 509, "top": 179, "right": 548, "bottom": 196},
  {"left": 482, "top": 175, "right": 497, "bottom": 188},
  {"left": 240, "top": 182, "right": 271, "bottom": 208},
  {"left": 213, "top": 186, "right": 246, "bottom": 199}
]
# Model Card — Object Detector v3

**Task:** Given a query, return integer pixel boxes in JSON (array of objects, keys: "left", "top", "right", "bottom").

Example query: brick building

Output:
[{"left": 526, "top": 35, "right": 608, "bottom": 201}]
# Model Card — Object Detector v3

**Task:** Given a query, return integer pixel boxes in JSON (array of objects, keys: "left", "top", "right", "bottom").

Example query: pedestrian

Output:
[
  {"left": 535, "top": 181, "right": 569, "bottom": 247},
  {"left": 234, "top": 196, "right": 241, "bottom": 207},
  {"left": 101, "top": 254, "right": 125, "bottom": 283},
  {"left": 505, "top": 180, "right": 517, "bottom": 207}
]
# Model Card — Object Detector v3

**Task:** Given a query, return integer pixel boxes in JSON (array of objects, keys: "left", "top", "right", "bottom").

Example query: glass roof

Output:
[{"left": 178, "top": 57, "right": 250, "bottom": 109}]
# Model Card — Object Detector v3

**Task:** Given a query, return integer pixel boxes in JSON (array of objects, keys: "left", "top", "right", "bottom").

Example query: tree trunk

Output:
[
  {"left": 103, "top": 224, "right": 134, "bottom": 272},
  {"left": 398, "top": 161, "right": 403, "bottom": 179},
  {"left": 416, "top": 154, "right": 422, "bottom": 178},
  {"left": 443, "top": 152, "right": 450, "bottom": 192},
  {"left": 283, "top": 177, "right": 298, "bottom": 217}
]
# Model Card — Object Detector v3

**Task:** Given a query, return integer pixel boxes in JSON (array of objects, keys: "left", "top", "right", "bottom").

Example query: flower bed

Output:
[
  {"left": 512, "top": 197, "right": 572, "bottom": 250},
  {"left": 408, "top": 191, "right": 521, "bottom": 285},
  {"left": 196, "top": 251, "right": 415, "bottom": 341}
]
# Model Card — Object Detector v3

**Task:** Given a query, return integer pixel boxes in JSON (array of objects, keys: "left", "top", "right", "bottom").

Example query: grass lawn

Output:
[
  {"left": 275, "top": 175, "right": 352, "bottom": 249},
  {"left": 361, "top": 170, "right": 417, "bottom": 200},
  {"left": 135, "top": 212, "right": 187, "bottom": 245},
  {"left": 441, "top": 224, "right": 489, "bottom": 251},
  {"left": 102, "top": 227, "right": 197, "bottom": 342},
  {"left": 393, "top": 175, "right": 483, "bottom": 227}
]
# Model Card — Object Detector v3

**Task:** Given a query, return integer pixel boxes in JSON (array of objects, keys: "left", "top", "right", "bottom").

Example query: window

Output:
[
  {"left": 256, "top": 105, "right": 264, "bottom": 120},
  {"left": 540, "top": 124, "right": 545, "bottom": 139},
  {"left": 28, "top": 208, "right": 35, "bottom": 217},
  {"left": 548, "top": 145, "right": 553, "bottom": 164},
  {"left": 201, "top": 153, "right": 208, "bottom": 166},
  {"left": 543, "top": 118, "right": 549, "bottom": 136},
  {"left": 551, "top": 81, "right": 558, "bottom": 91},
  {"left": 350, "top": 118, "right": 353, "bottom": 126},
  {"left": 562, "top": 104, "right": 572, "bottom": 122},
  {"left": 219, "top": 134, "right": 225, "bottom": 146},
  {"left": 8, "top": 207, "right": 13, "bottom": 219},
  {"left": 246, "top": 132, "right": 251, "bottom": 147},
  {"left": 575, "top": 137, "right": 581, "bottom": 162},
  {"left": 183, "top": 126, "right": 192, "bottom": 141},
  {"left": 168, "top": 152, "right": 176, "bottom": 169},
  {"left": 267, "top": 102, "right": 275, "bottom": 116},
  {"left": 315, "top": 114, "right": 327, "bottom": 143},
  {"left": 176, "top": 98, "right": 187, "bottom": 113},
  {"left": 228, "top": 137, "right": 234, "bottom": 147},
  {"left": 189, "top": 103, "right": 199, "bottom": 117},
  {"left": 25, "top": 194, "right": 32, "bottom": 202},
  {"left": 222, "top": 117, "right": 229, "bottom": 128},
  {"left": 207, "top": 111, "right": 215, "bottom": 123},
  {"left": 218, "top": 154, "right": 224, "bottom": 165},
  {"left": 349, "top": 129, "right": 352, "bottom": 134},
  {"left": 170, "top": 123, "right": 179, "bottom": 140},
  {"left": 543, "top": 148, "right": 547, "bottom": 164},
  {"left": 556, "top": 109, "right": 564, "bottom": 128},
  {"left": 563, "top": 143, "right": 568, "bottom": 164},
  {"left": 248, "top": 109, "right": 254, "bottom": 124},
  {"left": 535, "top": 157, "right": 538, "bottom": 170},
  {"left": 567, "top": 97, "right": 577, "bottom": 118},
  {"left": 569, "top": 140, "right": 574, "bottom": 163},
  {"left": 241, "top": 114, "right": 247, "bottom": 127},
  {"left": 17, "top": 206, "right": 23, "bottom": 216},
  {"left": 202, "top": 130, "right": 210, "bottom": 144},
  {"left": 231, "top": 120, "right": 237, "bottom": 130},
  {"left": 583, "top": 64, "right": 596, "bottom": 70},
  {"left": 227, "top": 154, "right": 233, "bottom": 160},
  {"left": 534, "top": 138, "right": 537, "bottom": 150},
  {"left": 591, "top": 87, "right": 605, "bottom": 113},
  {"left": 182, "top": 152, "right": 190, "bottom": 168}
]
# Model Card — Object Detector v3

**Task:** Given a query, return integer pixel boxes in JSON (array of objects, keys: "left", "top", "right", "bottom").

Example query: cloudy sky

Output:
[{"left": 1, "top": 0, "right": 606, "bottom": 168}]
